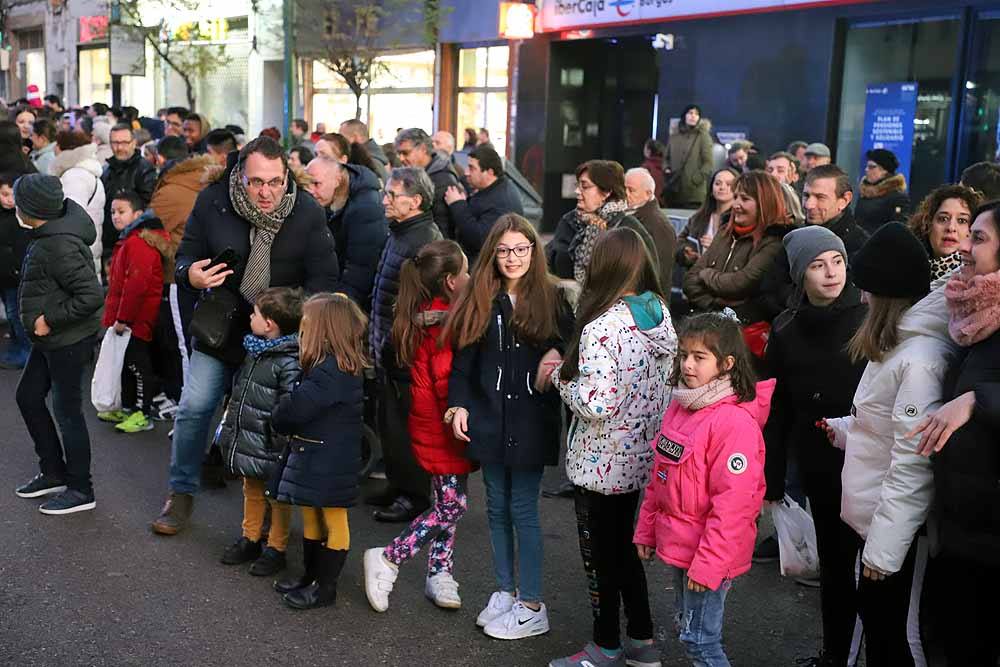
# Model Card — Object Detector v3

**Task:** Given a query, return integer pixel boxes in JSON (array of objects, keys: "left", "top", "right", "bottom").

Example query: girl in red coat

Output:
[
  {"left": 364, "top": 239, "right": 471, "bottom": 612},
  {"left": 98, "top": 191, "right": 170, "bottom": 434}
]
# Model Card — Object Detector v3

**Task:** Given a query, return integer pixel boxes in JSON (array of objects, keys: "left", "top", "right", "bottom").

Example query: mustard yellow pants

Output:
[
  {"left": 241, "top": 477, "right": 291, "bottom": 551},
  {"left": 300, "top": 506, "right": 350, "bottom": 550}
]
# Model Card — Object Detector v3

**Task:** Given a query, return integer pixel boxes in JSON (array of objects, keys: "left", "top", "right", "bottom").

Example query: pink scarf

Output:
[
  {"left": 945, "top": 270, "right": 1000, "bottom": 347},
  {"left": 671, "top": 377, "right": 734, "bottom": 411}
]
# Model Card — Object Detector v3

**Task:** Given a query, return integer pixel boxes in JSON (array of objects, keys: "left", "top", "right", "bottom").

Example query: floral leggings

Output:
[{"left": 383, "top": 474, "right": 468, "bottom": 575}]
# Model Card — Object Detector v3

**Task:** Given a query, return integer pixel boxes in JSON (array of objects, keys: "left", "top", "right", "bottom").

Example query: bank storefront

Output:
[{"left": 521, "top": 0, "right": 1000, "bottom": 229}]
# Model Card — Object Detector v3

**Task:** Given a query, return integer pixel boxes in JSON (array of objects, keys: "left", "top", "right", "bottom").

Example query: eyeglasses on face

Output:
[
  {"left": 495, "top": 243, "right": 534, "bottom": 259},
  {"left": 384, "top": 190, "right": 414, "bottom": 202},
  {"left": 243, "top": 174, "right": 287, "bottom": 191}
]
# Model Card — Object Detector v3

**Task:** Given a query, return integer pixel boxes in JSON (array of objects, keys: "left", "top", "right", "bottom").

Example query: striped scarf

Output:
[{"left": 229, "top": 167, "right": 297, "bottom": 302}]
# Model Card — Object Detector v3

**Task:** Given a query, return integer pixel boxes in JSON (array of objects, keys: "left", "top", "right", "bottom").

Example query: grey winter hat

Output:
[
  {"left": 804, "top": 143, "right": 831, "bottom": 158},
  {"left": 783, "top": 225, "right": 847, "bottom": 286},
  {"left": 13, "top": 174, "right": 64, "bottom": 220}
]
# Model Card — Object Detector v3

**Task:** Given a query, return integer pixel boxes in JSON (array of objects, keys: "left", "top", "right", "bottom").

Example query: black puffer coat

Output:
[
  {"left": 854, "top": 174, "right": 910, "bottom": 236},
  {"left": 101, "top": 150, "right": 157, "bottom": 255},
  {"left": 219, "top": 336, "right": 301, "bottom": 481},
  {"left": 369, "top": 210, "right": 442, "bottom": 376},
  {"left": 175, "top": 153, "right": 339, "bottom": 366},
  {"left": 448, "top": 291, "right": 574, "bottom": 468},
  {"left": 763, "top": 285, "right": 868, "bottom": 501},
  {"left": 269, "top": 354, "right": 364, "bottom": 508},
  {"left": 0, "top": 207, "right": 29, "bottom": 289},
  {"left": 19, "top": 199, "right": 103, "bottom": 350},
  {"left": 449, "top": 175, "right": 523, "bottom": 264},
  {"left": 932, "top": 329, "right": 1000, "bottom": 566},
  {"left": 328, "top": 164, "right": 388, "bottom": 311}
]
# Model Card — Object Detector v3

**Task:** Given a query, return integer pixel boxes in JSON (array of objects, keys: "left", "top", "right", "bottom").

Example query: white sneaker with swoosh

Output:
[{"left": 483, "top": 600, "right": 550, "bottom": 640}]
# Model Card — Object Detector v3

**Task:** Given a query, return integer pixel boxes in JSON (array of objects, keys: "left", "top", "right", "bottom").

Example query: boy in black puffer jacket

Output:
[
  {"left": 218, "top": 287, "right": 304, "bottom": 577},
  {"left": 0, "top": 172, "right": 31, "bottom": 368},
  {"left": 12, "top": 174, "right": 104, "bottom": 516}
]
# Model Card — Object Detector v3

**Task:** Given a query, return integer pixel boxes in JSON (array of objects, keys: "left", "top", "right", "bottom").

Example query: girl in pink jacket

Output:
[{"left": 634, "top": 312, "right": 773, "bottom": 666}]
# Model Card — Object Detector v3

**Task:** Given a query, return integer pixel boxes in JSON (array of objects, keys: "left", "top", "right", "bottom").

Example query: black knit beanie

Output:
[
  {"left": 682, "top": 104, "right": 702, "bottom": 118},
  {"left": 852, "top": 222, "right": 930, "bottom": 298},
  {"left": 866, "top": 148, "right": 899, "bottom": 174},
  {"left": 13, "top": 174, "right": 64, "bottom": 220}
]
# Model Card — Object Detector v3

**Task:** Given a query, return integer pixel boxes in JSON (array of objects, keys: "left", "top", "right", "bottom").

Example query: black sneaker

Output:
[
  {"left": 39, "top": 489, "right": 96, "bottom": 515},
  {"left": 752, "top": 535, "right": 779, "bottom": 563},
  {"left": 220, "top": 537, "right": 262, "bottom": 565},
  {"left": 249, "top": 546, "right": 287, "bottom": 577},
  {"left": 15, "top": 474, "right": 68, "bottom": 499}
]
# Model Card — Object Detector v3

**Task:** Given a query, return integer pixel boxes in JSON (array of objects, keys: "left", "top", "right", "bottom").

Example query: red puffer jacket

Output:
[
  {"left": 409, "top": 298, "right": 475, "bottom": 475},
  {"left": 102, "top": 215, "right": 170, "bottom": 342}
]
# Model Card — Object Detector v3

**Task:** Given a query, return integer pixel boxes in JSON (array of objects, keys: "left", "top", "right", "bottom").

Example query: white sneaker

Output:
[
  {"left": 425, "top": 572, "right": 462, "bottom": 609},
  {"left": 483, "top": 600, "right": 550, "bottom": 640},
  {"left": 363, "top": 547, "right": 398, "bottom": 612},
  {"left": 476, "top": 590, "right": 515, "bottom": 628}
]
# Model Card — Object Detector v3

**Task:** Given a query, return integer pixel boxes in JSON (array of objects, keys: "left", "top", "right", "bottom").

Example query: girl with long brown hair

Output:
[
  {"left": 445, "top": 213, "right": 574, "bottom": 640},
  {"left": 549, "top": 228, "right": 676, "bottom": 667},
  {"left": 682, "top": 170, "right": 792, "bottom": 324},
  {"left": 365, "top": 240, "right": 475, "bottom": 613},
  {"left": 270, "top": 293, "right": 368, "bottom": 611},
  {"left": 820, "top": 223, "right": 955, "bottom": 665}
]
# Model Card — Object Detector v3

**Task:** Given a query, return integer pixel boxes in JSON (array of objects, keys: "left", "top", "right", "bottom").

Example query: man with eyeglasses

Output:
[
  {"left": 368, "top": 167, "right": 442, "bottom": 523},
  {"left": 101, "top": 123, "right": 157, "bottom": 267},
  {"left": 151, "top": 136, "right": 339, "bottom": 536},
  {"left": 164, "top": 106, "right": 189, "bottom": 139},
  {"left": 394, "top": 128, "right": 461, "bottom": 239}
]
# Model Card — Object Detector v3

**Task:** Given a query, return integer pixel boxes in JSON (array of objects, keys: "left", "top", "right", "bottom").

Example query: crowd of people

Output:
[{"left": 3, "top": 94, "right": 1000, "bottom": 667}]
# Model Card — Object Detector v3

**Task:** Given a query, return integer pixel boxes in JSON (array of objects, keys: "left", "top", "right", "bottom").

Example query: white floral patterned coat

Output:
[{"left": 555, "top": 294, "right": 677, "bottom": 495}]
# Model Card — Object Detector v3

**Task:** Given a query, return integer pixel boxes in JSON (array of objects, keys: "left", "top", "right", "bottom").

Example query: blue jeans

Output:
[
  {"left": 168, "top": 350, "right": 234, "bottom": 494},
  {"left": 2, "top": 286, "right": 29, "bottom": 365},
  {"left": 481, "top": 463, "right": 544, "bottom": 603},
  {"left": 672, "top": 567, "right": 731, "bottom": 667}
]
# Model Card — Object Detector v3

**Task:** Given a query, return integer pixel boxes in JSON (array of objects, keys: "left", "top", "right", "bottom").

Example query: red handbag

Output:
[{"left": 742, "top": 321, "right": 771, "bottom": 359}]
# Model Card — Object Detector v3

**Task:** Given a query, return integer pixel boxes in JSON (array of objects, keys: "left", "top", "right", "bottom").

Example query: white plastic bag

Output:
[
  {"left": 91, "top": 328, "right": 131, "bottom": 412},
  {"left": 772, "top": 494, "right": 820, "bottom": 578}
]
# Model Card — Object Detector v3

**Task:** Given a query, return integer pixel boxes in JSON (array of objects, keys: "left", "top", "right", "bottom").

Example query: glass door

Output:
[
  {"left": 956, "top": 12, "right": 1000, "bottom": 175},
  {"left": 835, "top": 16, "right": 961, "bottom": 204}
]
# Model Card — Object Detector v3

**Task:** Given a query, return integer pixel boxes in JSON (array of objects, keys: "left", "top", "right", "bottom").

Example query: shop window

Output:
[
  {"left": 456, "top": 46, "right": 509, "bottom": 151},
  {"left": 79, "top": 47, "right": 111, "bottom": 105},
  {"left": 835, "top": 16, "right": 960, "bottom": 204},
  {"left": 311, "top": 51, "right": 435, "bottom": 145},
  {"left": 958, "top": 13, "right": 1000, "bottom": 172}
]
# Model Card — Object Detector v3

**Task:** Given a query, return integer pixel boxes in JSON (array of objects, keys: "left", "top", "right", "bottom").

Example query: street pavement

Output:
[{"left": 0, "top": 368, "right": 828, "bottom": 666}]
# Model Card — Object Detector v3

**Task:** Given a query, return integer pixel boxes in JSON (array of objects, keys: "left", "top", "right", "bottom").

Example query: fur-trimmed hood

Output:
[
  {"left": 860, "top": 173, "right": 907, "bottom": 199},
  {"left": 50, "top": 144, "right": 103, "bottom": 179}
]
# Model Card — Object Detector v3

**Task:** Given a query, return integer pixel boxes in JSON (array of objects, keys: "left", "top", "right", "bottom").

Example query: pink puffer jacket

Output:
[{"left": 634, "top": 379, "right": 774, "bottom": 591}]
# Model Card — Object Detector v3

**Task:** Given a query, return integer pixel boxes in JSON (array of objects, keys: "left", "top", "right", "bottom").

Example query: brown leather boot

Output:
[{"left": 151, "top": 493, "right": 194, "bottom": 535}]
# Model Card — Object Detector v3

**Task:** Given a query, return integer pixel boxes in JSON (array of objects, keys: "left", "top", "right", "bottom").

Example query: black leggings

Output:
[{"left": 573, "top": 487, "right": 653, "bottom": 650}]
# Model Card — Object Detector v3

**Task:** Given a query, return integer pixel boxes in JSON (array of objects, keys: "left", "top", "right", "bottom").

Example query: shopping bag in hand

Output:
[
  {"left": 91, "top": 328, "right": 131, "bottom": 412},
  {"left": 772, "top": 494, "right": 820, "bottom": 578}
]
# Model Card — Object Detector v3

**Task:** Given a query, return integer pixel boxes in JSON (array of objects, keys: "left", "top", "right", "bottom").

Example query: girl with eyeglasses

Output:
[{"left": 444, "top": 213, "right": 574, "bottom": 641}]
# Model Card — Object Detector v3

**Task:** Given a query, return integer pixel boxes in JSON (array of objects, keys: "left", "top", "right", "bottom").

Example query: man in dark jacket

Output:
[
  {"left": 626, "top": 166, "right": 677, "bottom": 284},
  {"left": 759, "top": 164, "right": 869, "bottom": 320},
  {"left": 12, "top": 174, "right": 104, "bottom": 515},
  {"left": 443, "top": 144, "right": 522, "bottom": 264},
  {"left": 151, "top": 136, "right": 339, "bottom": 536},
  {"left": 0, "top": 173, "right": 30, "bottom": 368},
  {"left": 339, "top": 119, "right": 389, "bottom": 183},
  {"left": 395, "top": 128, "right": 460, "bottom": 239},
  {"left": 305, "top": 156, "right": 388, "bottom": 311},
  {"left": 370, "top": 167, "right": 442, "bottom": 523},
  {"left": 101, "top": 123, "right": 157, "bottom": 264}
]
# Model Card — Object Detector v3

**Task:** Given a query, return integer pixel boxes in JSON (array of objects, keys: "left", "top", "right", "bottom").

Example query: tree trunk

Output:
[
  {"left": 183, "top": 75, "right": 196, "bottom": 111},
  {"left": 354, "top": 92, "right": 362, "bottom": 120}
]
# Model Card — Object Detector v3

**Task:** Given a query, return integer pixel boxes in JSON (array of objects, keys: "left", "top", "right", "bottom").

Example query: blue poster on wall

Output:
[{"left": 860, "top": 82, "right": 919, "bottom": 182}]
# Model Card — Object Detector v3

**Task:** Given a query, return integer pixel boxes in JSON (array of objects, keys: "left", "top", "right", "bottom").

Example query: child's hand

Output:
[
  {"left": 451, "top": 407, "right": 471, "bottom": 442},
  {"left": 636, "top": 544, "right": 654, "bottom": 561},
  {"left": 113, "top": 321, "right": 128, "bottom": 335},
  {"left": 862, "top": 564, "right": 888, "bottom": 582},
  {"left": 687, "top": 577, "right": 709, "bottom": 593},
  {"left": 33, "top": 314, "right": 50, "bottom": 337},
  {"left": 535, "top": 349, "right": 562, "bottom": 392},
  {"left": 816, "top": 418, "right": 836, "bottom": 446}
]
